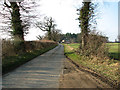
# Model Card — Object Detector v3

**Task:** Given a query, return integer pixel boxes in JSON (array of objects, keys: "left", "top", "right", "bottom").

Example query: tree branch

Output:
[{"left": 4, "top": 0, "right": 11, "bottom": 8}]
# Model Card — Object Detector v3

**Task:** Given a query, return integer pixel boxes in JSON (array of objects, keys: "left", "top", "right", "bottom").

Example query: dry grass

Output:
[
  {"left": 2, "top": 39, "right": 57, "bottom": 58},
  {"left": 64, "top": 44, "right": 120, "bottom": 87},
  {"left": 2, "top": 40, "right": 16, "bottom": 57}
]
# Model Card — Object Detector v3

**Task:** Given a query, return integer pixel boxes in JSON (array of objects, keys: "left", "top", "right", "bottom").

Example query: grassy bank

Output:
[
  {"left": 63, "top": 43, "right": 120, "bottom": 87},
  {"left": 2, "top": 43, "right": 57, "bottom": 74}
]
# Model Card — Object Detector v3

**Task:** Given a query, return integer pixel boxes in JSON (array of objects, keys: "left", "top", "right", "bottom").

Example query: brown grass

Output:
[
  {"left": 64, "top": 44, "right": 120, "bottom": 87},
  {"left": 2, "top": 39, "right": 57, "bottom": 58}
]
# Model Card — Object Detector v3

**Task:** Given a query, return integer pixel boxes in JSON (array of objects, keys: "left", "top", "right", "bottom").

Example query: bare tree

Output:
[
  {"left": 36, "top": 35, "right": 43, "bottom": 40},
  {"left": 1, "top": 0, "right": 38, "bottom": 53},
  {"left": 1, "top": 0, "right": 38, "bottom": 40},
  {"left": 50, "top": 29, "right": 62, "bottom": 42},
  {"left": 35, "top": 16, "right": 57, "bottom": 40}
]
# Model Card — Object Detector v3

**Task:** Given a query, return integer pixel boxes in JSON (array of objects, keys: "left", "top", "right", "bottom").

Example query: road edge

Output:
[{"left": 64, "top": 54, "right": 119, "bottom": 89}]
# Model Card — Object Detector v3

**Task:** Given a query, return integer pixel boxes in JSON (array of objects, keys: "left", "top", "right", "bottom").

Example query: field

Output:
[
  {"left": 68, "top": 43, "right": 80, "bottom": 49},
  {"left": 67, "top": 43, "right": 119, "bottom": 60},
  {"left": 107, "top": 43, "right": 119, "bottom": 60},
  {"left": 63, "top": 43, "right": 120, "bottom": 87}
]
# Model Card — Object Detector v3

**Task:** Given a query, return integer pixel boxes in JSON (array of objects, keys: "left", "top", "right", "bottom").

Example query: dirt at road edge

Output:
[{"left": 59, "top": 58, "right": 112, "bottom": 88}]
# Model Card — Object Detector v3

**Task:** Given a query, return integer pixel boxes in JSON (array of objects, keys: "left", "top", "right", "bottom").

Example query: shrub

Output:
[
  {"left": 2, "top": 39, "right": 57, "bottom": 58},
  {"left": 78, "top": 30, "right": 109, "bottom": 60},
  {"left": 2, "top": 39, "right": 16, "bottom": 58}
]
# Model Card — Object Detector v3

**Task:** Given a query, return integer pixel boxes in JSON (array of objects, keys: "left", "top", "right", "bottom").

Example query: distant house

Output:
[
  {"left": 61, "top": 40, "right": 65, "bottom": 43},
  {"left": 61, "top": 39, "right": 70, "bottom": 44}
]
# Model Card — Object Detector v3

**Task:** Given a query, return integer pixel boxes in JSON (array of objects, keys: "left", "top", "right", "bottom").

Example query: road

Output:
[
  {"left": 2, "top": 44, "right": 112, "bottom": 88},
  {"left": 2, "top": 44, "right": 64, "bottom": 88}
]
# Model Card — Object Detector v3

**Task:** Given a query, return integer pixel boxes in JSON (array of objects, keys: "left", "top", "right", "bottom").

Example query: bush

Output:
[
  {"left": 78, "top": 30, "right": 109, "bottom": 60},
  {"left": 2, "top": 39, "right": 16, "bottom": 58},
  {"left": 2, "top": 39, "right": 57, "bottom": 58}
]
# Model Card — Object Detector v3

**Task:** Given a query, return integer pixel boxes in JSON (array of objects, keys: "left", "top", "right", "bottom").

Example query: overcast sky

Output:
[
  {"left": 25, "top": 0, "right": 119, "bottom": 41},
  {"left": 0, "top": 0, "right": 119, "bottom": 41}
]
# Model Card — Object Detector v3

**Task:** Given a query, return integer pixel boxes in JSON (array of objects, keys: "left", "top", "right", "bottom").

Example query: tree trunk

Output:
[
  {"left": 10, "top": 2, "right": 24, "bottom": 40},
  {"left": 48, "top": 31, "right": 52, "bottom": 40},
  {"left": 10, "top": 2, "right": 26, "bottom": 53},
  {"left": 81, "top": 2, "right": 90, "bottom": 49}
]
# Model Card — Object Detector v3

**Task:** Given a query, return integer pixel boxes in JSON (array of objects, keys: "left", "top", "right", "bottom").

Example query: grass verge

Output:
[
  {"left": 63, "top": 44, "right": 120, "bottom": 88},
  {"left": 2, "top": 44, "right": 58, "bottom": 75}
]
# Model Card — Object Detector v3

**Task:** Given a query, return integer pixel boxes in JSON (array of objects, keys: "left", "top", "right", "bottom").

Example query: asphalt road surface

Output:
[
  {"left": 2, "top": 44, "right": 112, "bottom": 88},
  {"left": 2, "top": 44, "right": 64, "bottom": 88}
]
